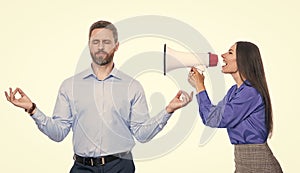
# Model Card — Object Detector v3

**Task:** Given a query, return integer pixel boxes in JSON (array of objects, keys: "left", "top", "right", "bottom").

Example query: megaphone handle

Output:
[{"left": 194, "top": 65, "right": 206, "bottom": 74}]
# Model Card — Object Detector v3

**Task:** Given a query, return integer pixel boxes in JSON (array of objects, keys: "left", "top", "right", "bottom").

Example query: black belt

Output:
[{"left": 73, "top": 152, "right": 131, "bottom": 166}]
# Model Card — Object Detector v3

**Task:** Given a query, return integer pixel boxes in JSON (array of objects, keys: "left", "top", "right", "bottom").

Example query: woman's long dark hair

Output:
[{"left": 236, "top": 41, "right": 273, "bottom": 137}]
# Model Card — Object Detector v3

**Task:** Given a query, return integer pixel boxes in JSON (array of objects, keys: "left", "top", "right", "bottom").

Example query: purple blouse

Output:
[{"left": 196, "top": 81, "right": 268, "bottom": 144}]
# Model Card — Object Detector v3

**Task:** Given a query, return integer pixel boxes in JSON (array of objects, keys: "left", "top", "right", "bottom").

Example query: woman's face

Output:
[{"left": 221, "top": 43, "right": 238, "bottom": 74}]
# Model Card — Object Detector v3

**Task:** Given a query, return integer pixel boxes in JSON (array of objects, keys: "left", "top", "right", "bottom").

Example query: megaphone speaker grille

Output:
[{"left": 209, "top": 53, "right": 218, "bottom": 67}]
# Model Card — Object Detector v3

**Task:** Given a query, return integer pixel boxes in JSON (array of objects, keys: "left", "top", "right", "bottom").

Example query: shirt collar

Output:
[
  {"left": 235, "top": 80, "right": 251, "bottom": 92},
  {"left": 241, "top": 80, "right": 251, "bottom": 87},
  {"left": 81, "top": 64, "right": 122, "bottom": 80}
]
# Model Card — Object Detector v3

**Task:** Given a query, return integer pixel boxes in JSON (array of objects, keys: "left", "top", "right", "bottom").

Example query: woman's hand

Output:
[{"left": 188, "top": 67, "right": 206, "bottom": 93}]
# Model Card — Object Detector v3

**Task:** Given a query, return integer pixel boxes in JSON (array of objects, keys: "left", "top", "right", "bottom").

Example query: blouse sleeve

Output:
[{"left": 196, "top": 86, "right": 263, "bottom": 128}]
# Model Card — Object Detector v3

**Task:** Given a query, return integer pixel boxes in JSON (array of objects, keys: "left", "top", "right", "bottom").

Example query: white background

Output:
[{"left": 1, "top": 0, "right": 299, "bottom": 172}]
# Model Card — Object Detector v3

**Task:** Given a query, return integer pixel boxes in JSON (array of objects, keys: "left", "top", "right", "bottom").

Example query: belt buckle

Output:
[
  {"left": 100, "top": 157, "right": 105, "bottom": 165},
  {"left": 90, "top": 158, "right": 94, "bottom": 166}
]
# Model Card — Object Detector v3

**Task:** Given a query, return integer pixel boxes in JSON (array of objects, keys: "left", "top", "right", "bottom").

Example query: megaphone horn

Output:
[{"left": 163, "top": 44, "right": 218, "bottom": 75}]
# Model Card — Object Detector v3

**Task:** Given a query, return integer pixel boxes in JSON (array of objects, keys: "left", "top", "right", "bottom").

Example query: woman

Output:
[{"left": 188, "top": 41, "right": 283, "bottom": 172}]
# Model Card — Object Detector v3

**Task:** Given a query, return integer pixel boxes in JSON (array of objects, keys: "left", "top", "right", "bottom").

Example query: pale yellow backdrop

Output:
[{"left": 1, "top": 0, "right": 299, "bottom": 172}]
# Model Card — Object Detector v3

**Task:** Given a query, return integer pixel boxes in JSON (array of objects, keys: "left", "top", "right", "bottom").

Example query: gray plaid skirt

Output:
[{"left": 234, "top": 143, "right": 283, "bottom": 173}]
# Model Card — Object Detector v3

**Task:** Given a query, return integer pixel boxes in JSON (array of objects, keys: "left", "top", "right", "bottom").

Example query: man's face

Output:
[{"left": 89, "top": 28, "right": 119, "bottom": 66}]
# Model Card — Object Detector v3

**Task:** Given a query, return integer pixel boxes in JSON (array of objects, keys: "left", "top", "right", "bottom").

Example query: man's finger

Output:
[
  {"left": 184, "top": 91, "right": 193, "bottom": 104},
  {"left": 182, "top": 95, "right": 188, "bottom": 103},
  {"left": 189, "top": 91, "right": 194, "bottom": 101},
  {"left": 181, "top": 91, "right": 190, "bottom": 104},
  {"left": 175, "top": 90, "right": 182, "bottom": 99},
  {"left": 17, "top": 88, "right": 26, "bottom": 97},
  {"left": 11, "top": 88, "right": 19, "bottom": 100},
  {"left": 4, "top": 91, "right": 10, "bottom": 102},
  {"left": 9, "top": 88, "right": 14, "bottom": 101}
]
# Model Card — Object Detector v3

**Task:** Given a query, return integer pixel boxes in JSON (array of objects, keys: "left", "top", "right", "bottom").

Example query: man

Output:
[{"left": 5, "top": 20, "right": 192, "bottom": 173}]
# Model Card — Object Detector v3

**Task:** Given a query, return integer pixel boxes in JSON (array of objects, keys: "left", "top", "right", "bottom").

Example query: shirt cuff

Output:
[
  {"left": 31, "top": 108, "right": 47, "bottom": 125},
  {"left": 162, "top": 109, "right": 172, "bottom": 121},
  {"left": 155, "top": 109, "right": 172, "bottom": 128},
  {"left": 196, "top": 90, "right": 211, "bottom": 105},
  {"left": 196, "top": 90, "right": 207, "bottom": 100}
]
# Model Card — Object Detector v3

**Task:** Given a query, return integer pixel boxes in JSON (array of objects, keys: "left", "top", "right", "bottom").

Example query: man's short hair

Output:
[{"left": 89, "top": 20, "right": 118, "bottom": 43}]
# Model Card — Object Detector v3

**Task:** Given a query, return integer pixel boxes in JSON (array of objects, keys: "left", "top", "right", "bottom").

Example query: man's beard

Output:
[{"left": 91, "top": 50, "right": 115, "bottom": 66}]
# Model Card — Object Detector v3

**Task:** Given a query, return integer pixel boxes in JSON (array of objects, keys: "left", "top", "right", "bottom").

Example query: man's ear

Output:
[{"left": 114, "top": 42, "right": 119, "bottom": 51}]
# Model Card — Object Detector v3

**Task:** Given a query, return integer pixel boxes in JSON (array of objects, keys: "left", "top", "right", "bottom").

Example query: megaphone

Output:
[{"left": 163, "top": 44, "right": 218, "bottom": 75}]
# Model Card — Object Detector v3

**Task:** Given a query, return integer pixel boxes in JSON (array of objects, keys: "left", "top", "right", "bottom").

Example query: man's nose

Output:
[{"left": 98, "top": 42, "right": 104, "bottom": 50}]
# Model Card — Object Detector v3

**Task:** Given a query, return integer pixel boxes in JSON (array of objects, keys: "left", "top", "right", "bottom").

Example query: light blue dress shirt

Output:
[{"left": 31, "top": 65, "right": 172, "bottom": 157}]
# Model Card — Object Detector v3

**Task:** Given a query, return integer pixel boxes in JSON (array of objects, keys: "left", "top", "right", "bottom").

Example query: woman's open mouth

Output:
[{"left": 222, "top": 61, "right": 227, "bottom": 67}]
